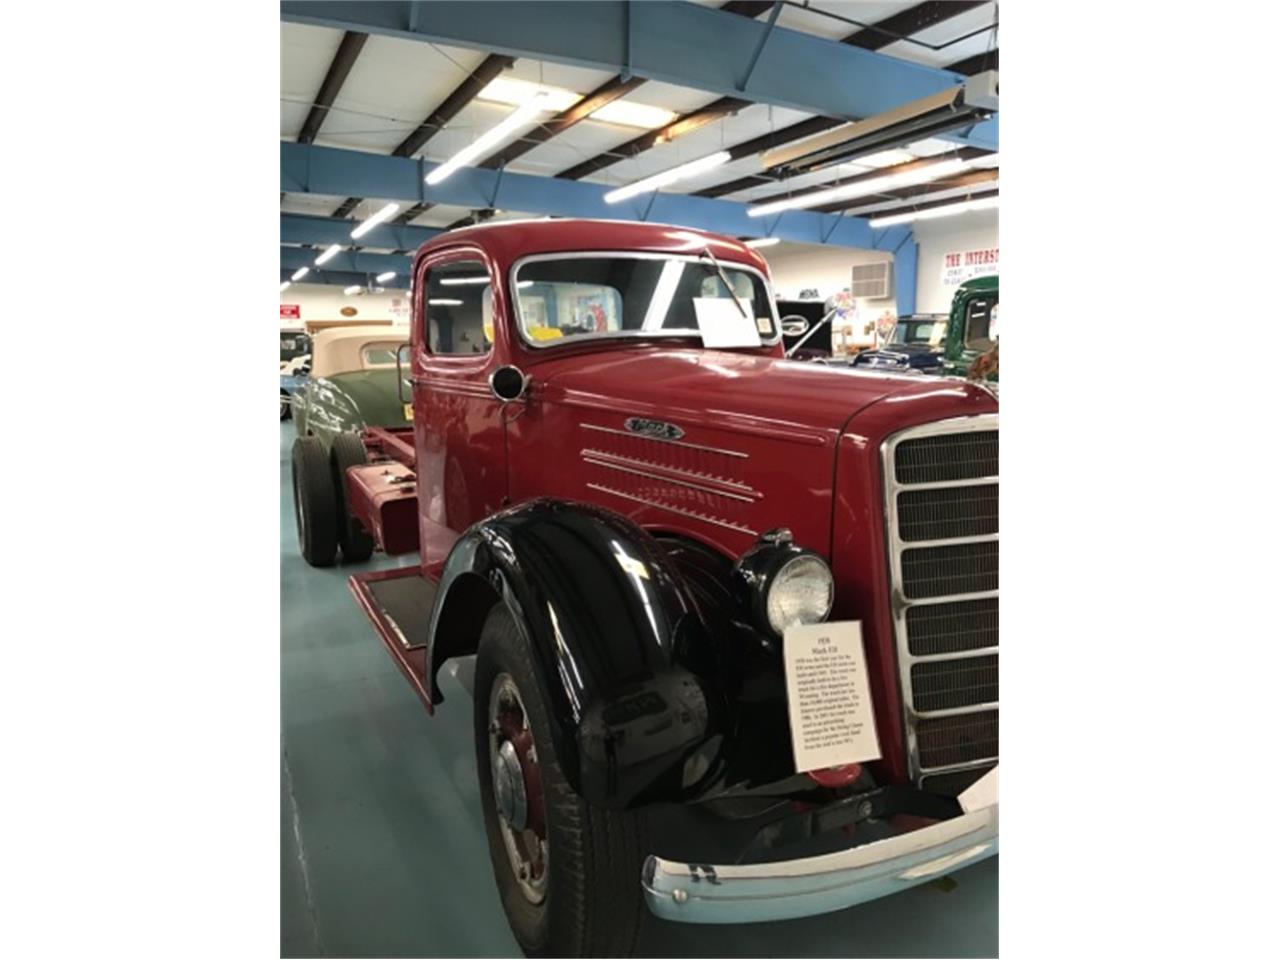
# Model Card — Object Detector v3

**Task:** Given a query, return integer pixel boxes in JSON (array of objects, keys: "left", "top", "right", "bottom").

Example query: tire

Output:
[
  {"left": 331, "top": 432, "right": 375, "bottom": 563},
  {"left": 291, "top": 436, "right": 338, "bottom": 567},
  {"left": 474, "top": 606, "right": 648, "bottom": 958},
  {"left": 280, "top": 390, "right": 292, "bottom": 421}
]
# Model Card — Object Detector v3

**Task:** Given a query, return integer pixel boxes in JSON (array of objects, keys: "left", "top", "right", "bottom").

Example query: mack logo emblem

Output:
[{"left": 624, "top": 417, "right": 684, "bottom": 441}]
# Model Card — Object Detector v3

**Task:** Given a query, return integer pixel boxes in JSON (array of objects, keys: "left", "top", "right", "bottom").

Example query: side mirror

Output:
[
  {"left": 489, "top": 365, "right": 528, "bottom": 403},
  {"left": 396, "top": 342, "right": 411, "bottom": 403},
  {"left": 780, "top": 315, "right": 810, "bottom": 338}
]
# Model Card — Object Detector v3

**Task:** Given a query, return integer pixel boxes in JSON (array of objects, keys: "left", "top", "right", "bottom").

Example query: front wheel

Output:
[{"left": 474, "top": 606, "right": 648, "bottom": 958}]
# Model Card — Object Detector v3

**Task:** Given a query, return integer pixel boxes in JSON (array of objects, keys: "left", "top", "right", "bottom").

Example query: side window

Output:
[
  {"left": 424, "top": 259, "right": 493, "bottom": 355},
  {"left": 965, "top": 297, "right": 996, "bottom": 351}
]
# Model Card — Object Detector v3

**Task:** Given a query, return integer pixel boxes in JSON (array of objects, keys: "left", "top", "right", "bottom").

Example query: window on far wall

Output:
[{"left": 424, "top": 260, "right": 493, "bottom": 355}]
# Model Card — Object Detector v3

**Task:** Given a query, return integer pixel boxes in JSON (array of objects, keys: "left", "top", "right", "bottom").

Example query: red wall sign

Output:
[{"left": 280, "top": 304, "right": 301, "bottom": 320}]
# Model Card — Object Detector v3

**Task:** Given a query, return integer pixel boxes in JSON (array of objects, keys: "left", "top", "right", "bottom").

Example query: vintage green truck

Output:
[{"left": 851, "top": 275, "right": 999, "bottom": 379}]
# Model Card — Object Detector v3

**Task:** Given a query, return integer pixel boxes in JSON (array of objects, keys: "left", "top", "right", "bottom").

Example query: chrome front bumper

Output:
[{"left": 642, "top": 771, "right": 998, "bottom": 924}]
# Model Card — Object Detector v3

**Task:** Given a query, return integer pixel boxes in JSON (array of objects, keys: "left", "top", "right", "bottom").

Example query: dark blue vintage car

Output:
[{"left": 850, "top": 315, "right": 949, "bottom": 374}]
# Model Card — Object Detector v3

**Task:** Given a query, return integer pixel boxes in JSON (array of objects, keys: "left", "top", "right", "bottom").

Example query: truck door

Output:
[{"left": 410, "top": 251, "right": 508, "bottom": 574}]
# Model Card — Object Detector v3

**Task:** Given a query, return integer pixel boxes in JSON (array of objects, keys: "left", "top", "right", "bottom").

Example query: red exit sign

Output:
[{"left": 280, "top": 304, "right": 301, "bottom": 320}]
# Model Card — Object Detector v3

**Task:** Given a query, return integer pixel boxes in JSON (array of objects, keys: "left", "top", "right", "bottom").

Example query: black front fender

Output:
[{"left": 426, "top": 499, "right": 727, "bottom": 808}]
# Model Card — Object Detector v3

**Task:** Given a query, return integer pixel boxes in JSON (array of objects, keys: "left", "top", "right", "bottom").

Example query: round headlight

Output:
[{"left": 765, "top": 553, "right": 834, "bottom": 635}]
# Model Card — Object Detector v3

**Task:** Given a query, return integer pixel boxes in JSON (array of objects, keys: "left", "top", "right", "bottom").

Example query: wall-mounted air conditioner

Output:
[{"left": 851, "top": 261, "right": 892, "bottom": 300}]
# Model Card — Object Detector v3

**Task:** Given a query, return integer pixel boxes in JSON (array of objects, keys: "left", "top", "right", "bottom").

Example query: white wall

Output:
[
  {"left": 761, "top": 243, "right": 896, "bottom": 314},
  {"left": 912, "top": 207, "right": 1000, "bottom": 314},
  {"left": 279, "top": 282, "right": 410, "bottom": 329}
]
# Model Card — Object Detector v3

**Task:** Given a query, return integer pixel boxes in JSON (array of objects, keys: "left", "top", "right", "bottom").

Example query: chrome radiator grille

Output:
[{"left": 882, "top": 416, "right": 998, "bottom": 794}]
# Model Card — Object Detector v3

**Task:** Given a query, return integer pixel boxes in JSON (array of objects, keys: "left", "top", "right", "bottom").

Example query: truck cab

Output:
[
  {"left": 303, "top": 219, "right": 998, "bottom": 956},
  {"left": 851, "top": 274, "right": 999, "bottom": 379},
  {"left": 941, "top": 274, "right": 1000, "bottom": 378}
]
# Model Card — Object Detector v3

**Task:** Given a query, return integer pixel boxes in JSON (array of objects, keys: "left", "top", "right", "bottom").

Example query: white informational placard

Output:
[
  {"left": 783, "top": 621, "right": 881, "bottom": 773},
  {"left": 693, "top": 297, "right": 762, "bottom": 348},
  {"left": 959, "top": 766, "right": 999, "bottom": 813}
]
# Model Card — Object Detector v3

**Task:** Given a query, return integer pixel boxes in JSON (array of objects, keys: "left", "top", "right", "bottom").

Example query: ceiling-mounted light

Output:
[
  {"left": 427, "top": 298, "right": 464, "bottom": 306},
  {"left": 375, "top": 271, "right": 396, "bottom": 283},
  {"left": 343, "top": 284, "right": 362, "bottom": 295},
  {"left": 478, "top": 76, "right": 675, "bottom": 129},
  {"left": 439, "top": 275, "right": 491, "bottom": 286},
  {"left": 280, "top": 280, "right": 292, "bottom": 292},
  {"left": 351, "top": 203, "right": 401, "bottom": 239},
  {"left": 315, "top": 244, "right": 342, "bottom": 266},
  {"left": 604, "top": 151, "right": 732, "bottom": 204},
  {"left": 748, "top": 157, "right": 966, "bottom": 218},
  {"left": 852, "top": 148, "right": 915, "bottom": 169},
  {"left": 744, "top": 237, "right": 782, "bottom": 248},
  {"left": 291, "top": 266, "right": 310, "bottom": 281},
  {"left": 870, "top": 194, "right": 999, "bottom": 228},
  {"left": 478, "top": 76, "right": 580, "bottom": 112},
  {"left": 426, "top": 94, "right": 551, "bottom": 186},
  {"left": 592, "top": 100, "right": 677, "bottom": 129}
]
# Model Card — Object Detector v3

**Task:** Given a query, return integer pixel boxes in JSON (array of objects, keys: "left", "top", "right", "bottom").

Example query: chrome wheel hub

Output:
[
  {"left": 488, "top": 673, "right": 548, "bottom": 904},
  {"left": 492, "top": 740, "right": 528, "bottom": 831}
]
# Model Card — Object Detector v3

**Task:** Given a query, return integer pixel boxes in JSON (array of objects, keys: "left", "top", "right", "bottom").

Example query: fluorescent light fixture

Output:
[
  {"left": 351, "top": 203, "right": 401, "bottom": 239},
  {"left": 477, "top": 76, "right": 675, "bottom": 129},
  {"left": 280, "top": 281, "right": 292, "bottom": 292},
  {"left": 375, "top": 271, "right": 396, "bottom": 283},
  {"left": 315, "top": 244, "right": 342, "bottom": 265},
  {"left": 290, "top": 266, "right": 310, "bottom": 281},
  {"left": 439, "top": 275, "right": 492, "bottom": 286},
  {"left": 744, "top": 237, "right": 782, "bottom": 248},
  {"left": 478, "top": 76, "right": 579, "bottom": 112},
  {"left": 516, "top": 280, "right": 534, "bottom": 289},
  {"left": 604, "top": 151, "right": 732, "bottom": 204},
  {"left": 343, "top": 284, "right": 362, "bottom": 295},
  {"left": 870, "top": 195, "right": 999, "bottom": 228},
  {"left": 902, "top": 137, "right": 957, "bottom": 157},
  {"left": 747, "top": 158, "right": 965, "bottom": 218},
  {"left": 427, "top": 298, "right": 464, "bottom": 306},
  {"left": 855, "top": 148, "right": 915, "bottom": 169},
  {"left": 425, "top": 94, "right": 550, "bottom": 186},
  {"left": 591, "top": 100, "right": 677, "bottom": 129}
]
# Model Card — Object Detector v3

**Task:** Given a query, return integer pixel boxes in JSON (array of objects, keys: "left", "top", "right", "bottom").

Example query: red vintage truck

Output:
[{"left": 291, "top": 218, "right": 998, "bottom": 957}]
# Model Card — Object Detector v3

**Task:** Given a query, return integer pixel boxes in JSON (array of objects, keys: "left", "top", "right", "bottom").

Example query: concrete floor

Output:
[{"left": 280, "top": 424, "right": 998, "bottom": 957}]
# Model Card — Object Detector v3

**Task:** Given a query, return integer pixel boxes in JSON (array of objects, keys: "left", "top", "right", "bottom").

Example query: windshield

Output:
[
  {"left": 512, "top": 254, "right": 778, "bottom": 348},
  {"left": 890, "top": 318, "right": 948, "bottom": 347},
  {"left": 280, "top": 332, "right": 311, "bottom": 362}
]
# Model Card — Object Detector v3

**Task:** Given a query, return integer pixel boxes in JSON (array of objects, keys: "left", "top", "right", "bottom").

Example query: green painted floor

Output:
[{"left": 280, "top": 423, "right": 998, "bottom": 957}]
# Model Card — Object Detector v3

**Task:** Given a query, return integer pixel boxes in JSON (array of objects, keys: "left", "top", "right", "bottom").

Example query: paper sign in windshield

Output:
[
  {"left": 783, "top": 621, "right": 881, "bottom": 773},
  {"left": 693, "top": 297, "right": 762, "bottom": 349}
]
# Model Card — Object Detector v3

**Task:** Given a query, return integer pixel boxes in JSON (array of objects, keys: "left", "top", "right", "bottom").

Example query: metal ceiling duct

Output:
[{"left": 761, "top": 71, "right": 998, "bottom": 176}]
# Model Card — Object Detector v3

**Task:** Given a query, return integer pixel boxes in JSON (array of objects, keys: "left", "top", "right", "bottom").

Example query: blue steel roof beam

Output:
[
  {"left": 281, "top": 244, "right": 411, "bottom": 278},
  {"left": 281, "top": 267, "right": 410, "bottom": 291},
  {"left": 279, "top": 1, "right": 996, "bottom": 148},
  {"left": 281, "top": 213, "right": 441, "bottom": 250},
  {"left": 283, "top": 141, "right": 896, "bottom": 250}
]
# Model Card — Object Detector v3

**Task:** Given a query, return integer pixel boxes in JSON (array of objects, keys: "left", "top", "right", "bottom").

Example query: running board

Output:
[{"left": 349, "top": 566, "right": 439, "bottom": 714}]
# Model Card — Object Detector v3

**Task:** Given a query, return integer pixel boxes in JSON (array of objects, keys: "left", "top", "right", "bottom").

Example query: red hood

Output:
[{"left": 536, "top": 346, "right": 976, "bottom": 437}]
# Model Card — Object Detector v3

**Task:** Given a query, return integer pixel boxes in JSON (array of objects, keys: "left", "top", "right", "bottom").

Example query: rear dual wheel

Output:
[
  {"left": 291, "top": 436, "right": 337, "bottom": 567},
  {"left": 474, "top": 606, "right": 648, "bottom": 958},
  {"left": 330, "top": 432, "right": 374, "bottom": 563}
]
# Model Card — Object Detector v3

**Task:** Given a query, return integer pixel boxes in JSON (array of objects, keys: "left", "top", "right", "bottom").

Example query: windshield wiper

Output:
[{"left": 700, "top": 246, "right": 749, "bottom": 320}]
